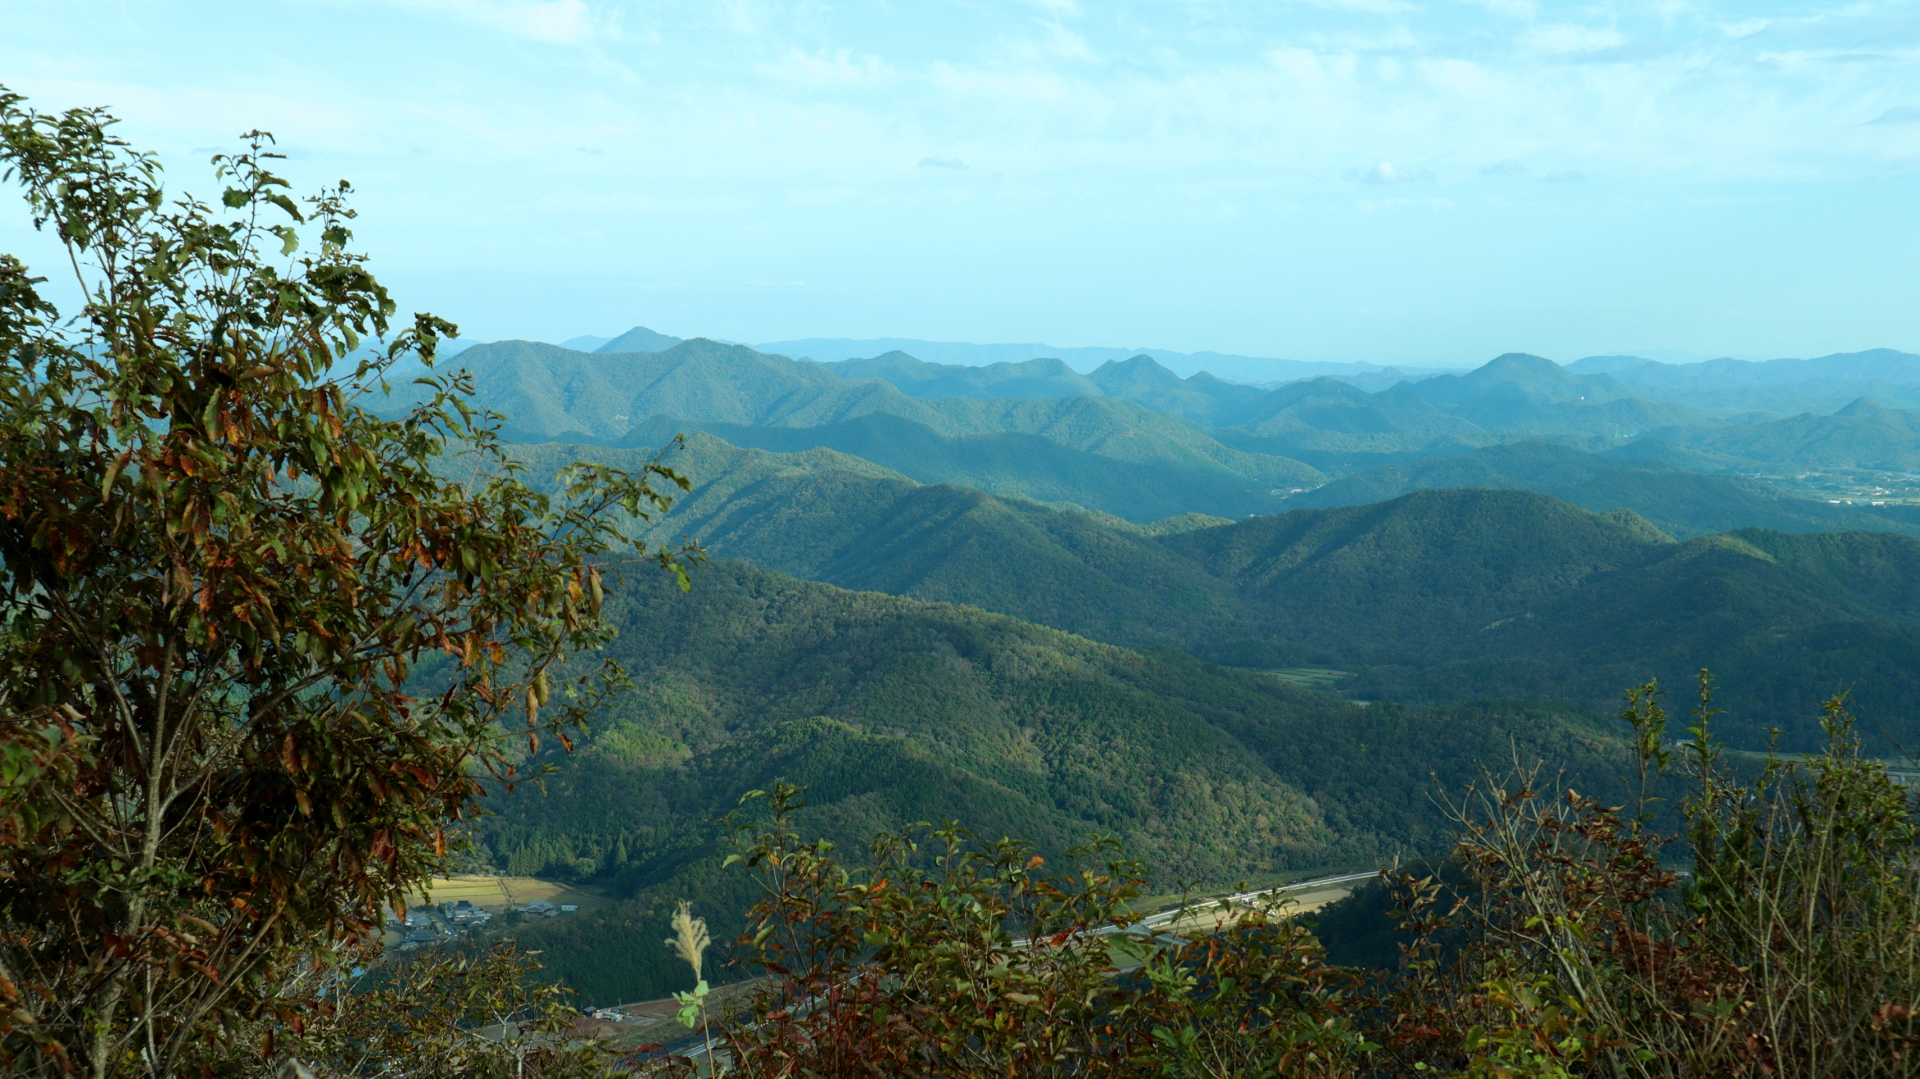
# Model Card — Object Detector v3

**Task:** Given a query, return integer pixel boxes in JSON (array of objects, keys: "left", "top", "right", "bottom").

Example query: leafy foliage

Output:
[
  {"left": 0, "top": 92, "right": 692, "bottom": 1077},
  {"left": 1364, "top": 675, "right": 1920, "bottom": 1077},
  {"left": 215, "top": 943, "right": 615, "bottom": 1079},
  {"left": 597, "top": 673, "right": 1920, "bottom": 1078},
  {"left": 704, "top": 782, "right": 1373, "bottom": 1078}
]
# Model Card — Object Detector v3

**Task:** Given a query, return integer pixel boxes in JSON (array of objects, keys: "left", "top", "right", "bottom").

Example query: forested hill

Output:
[
  {"left": 505, "top": 438, "right": 1920, "bottom": 751},
  {"left": 473, "top": 558, "right": 1635, "bottom": 1004},
  {"left": 508, "top": 435, "right": 1247, "bottom": 649},
  {"left": 1289, "top": 441, "right": 1918, "bottom": 539},
  {"left": 394, "top": 339, "right": 1920, "bottom": 511},
  {"left": 388, "top": 338, "right": 1320, "bottom": 520},
  {"left": 644, "top": 414, "right": 1306, "bottom": 521}
]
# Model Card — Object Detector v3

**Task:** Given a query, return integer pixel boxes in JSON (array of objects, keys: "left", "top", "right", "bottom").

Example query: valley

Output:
[{"left": 388, "top": 332, "right": 1920, "bottom": 1003}]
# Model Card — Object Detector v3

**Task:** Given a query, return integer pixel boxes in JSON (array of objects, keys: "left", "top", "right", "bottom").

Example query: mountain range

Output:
[
  {"left": 524, "top": 325, "right": 1920, "bottom": 417},
  {"left": 394, "top": 336, "right": 1920, "bottom": 489},
  {"left": 504, "top": 437, "right": 1920, "bottom": 753},
  {"left": 398, "top": 325, "right": 1920, "bottom": 1004},
  {"left": 1571, "top": 349, "right": 1920, "bottom": 414}
]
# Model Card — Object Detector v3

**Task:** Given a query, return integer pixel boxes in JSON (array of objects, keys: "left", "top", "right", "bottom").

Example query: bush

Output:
[
  {"left": 619, "top": 674, "right": 1920, "bottom": 1078},
  {"left": 1369, "top": 673, "right": 1920, "bottom": 1078}
]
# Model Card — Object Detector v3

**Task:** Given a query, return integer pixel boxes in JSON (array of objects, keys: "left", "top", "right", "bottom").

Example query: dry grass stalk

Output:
[{"left": 667, "top": 900, "right": 711, "bottom": 983}]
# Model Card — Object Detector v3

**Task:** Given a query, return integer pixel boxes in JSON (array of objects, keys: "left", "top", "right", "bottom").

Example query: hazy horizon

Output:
[{"left": 4, "top": 1, "right": 1918, "bottom": 365}]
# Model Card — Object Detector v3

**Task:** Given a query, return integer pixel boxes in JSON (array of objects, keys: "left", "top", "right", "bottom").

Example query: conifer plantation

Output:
[{"left": 3, "top": 92, "right": 1919, "bottom": 1079}]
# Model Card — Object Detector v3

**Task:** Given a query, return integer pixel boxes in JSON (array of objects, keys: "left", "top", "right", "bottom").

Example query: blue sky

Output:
[{"left": 4, "top": 1, "right": 1919, "bottom": 366}]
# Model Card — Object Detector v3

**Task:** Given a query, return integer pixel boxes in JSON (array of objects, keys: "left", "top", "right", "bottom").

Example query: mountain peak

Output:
[
  {"left": 1100, "top": 353, "right": 1178, "bottom": 374},
  {"left": 1484, "top": 353, "right": 1567, "bottom": 374},
  {"left": 1835, "top": 397, "right": 1892, "bottom": 418},
  {"left": 1090, "top": 353, "right": 1183, "bottom": 392},
  {"left": 596, "top": 326, "right": 686, "bottom": 354}
]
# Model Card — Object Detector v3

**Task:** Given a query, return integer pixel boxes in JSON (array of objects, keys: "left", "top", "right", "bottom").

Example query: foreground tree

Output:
[
  {"left": 1372, "top": 675, "right": 1920, "bottom": 1079},
  {"left": 678, "top": 677, "right": 1920, "bottom": 1079},
  {"left": 0, "top": 90, "right": 694, "bottom": 1077},
  {"left": 205, "top": 943, "right": 620, "bottom": 1079},
  {"left": 704, "top": 783, "right": 1375, "bottom": 1078}
]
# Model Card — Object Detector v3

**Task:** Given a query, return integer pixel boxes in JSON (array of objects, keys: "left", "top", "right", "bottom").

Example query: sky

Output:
[{"left": 3, "top": 1, "right": 1920, "bottom": 367}]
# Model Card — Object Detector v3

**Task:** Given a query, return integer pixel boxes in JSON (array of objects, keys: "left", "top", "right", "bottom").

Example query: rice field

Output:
[
  {"left": 403, "top": 875, "right": 609, "bottom": 912},
  {"left": 1263, "top": 668, "right": 1353, "bottom": 689}
]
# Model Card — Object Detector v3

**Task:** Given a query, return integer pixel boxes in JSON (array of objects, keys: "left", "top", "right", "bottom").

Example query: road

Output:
[
  {"left": 648, "top": 870, "right": 1384, "bottom": 1068},
  {"left": 1019, "top": 869, "right": 1381, "bottom": 944},
  {"left": 1130, "top": 870, "right": 1379, "bottom": 932}
]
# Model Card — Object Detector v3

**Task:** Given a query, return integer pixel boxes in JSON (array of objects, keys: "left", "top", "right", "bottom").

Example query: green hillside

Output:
[
  {"left": 1085, "top": 355, "right": 1272, "bottom": 426},
  {"left": 506, "top": 440, "right": 1920, "bottom": 749},
  {"left": 506, "top": 437, "right": 1920, "bottom": 748},
  {"left": 1670, "top": 397, "right": 1920, "bottom": 470},
  {"left": 1166, "top": 492, "right": 1920, "bottom": 747},
  {"left": 507, "top": 435, "right": 1253, "bottom": 649},
  {"left": 652, "top": 413, "right": 1307, "bottom": 521},
  {"left": 915, "top": 394, "right": 1317, "bottom": 486},
  {"left": 1163, "top": 488, "right": 1673, "bottom": 659},
  {"left": 821, "top": 351, "right": 1102, "bottom": 399},
  {"left": 379, "top": 338, "right": 897, "bottom": 440},
  {"left": 1292, "top": 440, "right": 1917, "bottom": 538},
  {"left": 395, "top": 339, "right": 1322, "bottom": 513},
  {"left": 416, "top": 342, "right": 1920, "bottom": 512},
  {"left": 1214, "top": 377, "right": 1494, "bottom": 470},
  {"left": 475, "top": 560, "right": 1636, "bottom": 1004}
]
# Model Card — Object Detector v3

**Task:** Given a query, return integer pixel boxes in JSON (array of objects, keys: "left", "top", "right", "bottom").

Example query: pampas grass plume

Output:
[{"left": 666, "top": 900, "right": 710, "bottom": 983}]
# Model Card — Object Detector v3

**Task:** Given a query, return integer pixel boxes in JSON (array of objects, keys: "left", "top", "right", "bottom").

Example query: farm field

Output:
[
  {"left": 1263, "top": 668, "right": 1353, "bottom": 690},
  {"left": 404, "top": 875, "right": 611, "bottom": 913}
]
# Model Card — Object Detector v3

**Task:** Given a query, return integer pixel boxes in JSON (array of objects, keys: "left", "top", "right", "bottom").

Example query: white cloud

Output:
[
  {"left": 765, "top": 47, "right": 889, "bottom": 87},
  {"left": 1481, "top": 159, "right": 1527, "bottom": 176},
  {"left": 1871, "top": 106, "right": 1920, "bottom": 124},
  {"left": 1348, "top": 161, "right": 1435, "bottom": 184},
  {"left": 920, "top": 154, "right": 969, "bottom": 169}
]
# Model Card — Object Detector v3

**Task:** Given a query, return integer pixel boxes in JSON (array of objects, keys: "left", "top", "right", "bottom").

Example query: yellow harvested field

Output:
[
  {"left": 1142, "top": 884, "right": 1355, "bottom": 936},
  {"left": 404, "top": 875, "right": 607, "bottom": 911}
]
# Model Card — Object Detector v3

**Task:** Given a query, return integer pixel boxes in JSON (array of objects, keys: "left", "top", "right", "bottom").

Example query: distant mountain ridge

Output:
[
  {"left": 504, "top": 436, "right": 1920, "bottom": 752},
  {"left": 753, "top": 333, "right": 1452, "bottom": 384},
  {"left": 1293, "top": 441, "right": 1920, "bottom": 538},
  {"left": 1569, "top": 348, "right": 1920, "bottom": 414},
  {"left": 527, "top": 327, "right": 1920, "bottom": 418},
  {"left": 398, "top": 337, "right": 1920, "bottom": 514},
  {"left": 386, "top": 338, "right": 1324, "bottom": 517}
]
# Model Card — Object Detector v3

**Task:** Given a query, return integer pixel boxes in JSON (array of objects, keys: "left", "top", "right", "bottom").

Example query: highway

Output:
[
  {"left": 1129, "top": 870, "right": 1380, "bottom": 933},
  {"left": 646, "top": 870, "right": 1383, "bottom": 1068}
]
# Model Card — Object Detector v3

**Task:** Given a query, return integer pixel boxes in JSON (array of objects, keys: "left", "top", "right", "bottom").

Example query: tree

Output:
[
  {"left": 0, "top": 89, "right": 696, "bottom": 1078},
  {"left": 714, "top": 783, "right": 1373, "bottom": 1078},
  {"left": 205, "top": 942, "right": 621, "bottom": 1079}
]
